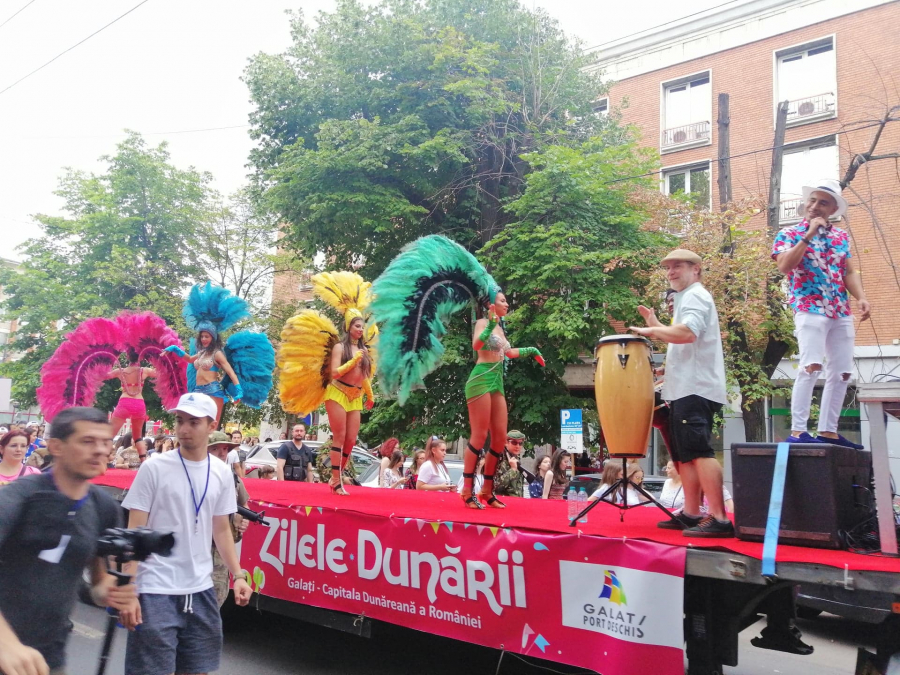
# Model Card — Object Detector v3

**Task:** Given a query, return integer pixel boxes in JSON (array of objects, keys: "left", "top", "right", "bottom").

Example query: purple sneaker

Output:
[
  {"left": 786, "top": 432, "right": 816, "bottom": 444},
  {"left": 813, "top": 433, "right": 864, "bottom": 450}
]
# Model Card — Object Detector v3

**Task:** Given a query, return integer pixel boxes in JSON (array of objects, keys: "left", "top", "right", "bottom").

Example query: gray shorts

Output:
[{"left": 125, "top": 588, "right": 222, "bottom": 675}]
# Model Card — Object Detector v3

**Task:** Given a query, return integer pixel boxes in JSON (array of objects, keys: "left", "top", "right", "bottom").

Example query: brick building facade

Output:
[{"left": 589, "top": 0, "right": 900, "bottom": 464}]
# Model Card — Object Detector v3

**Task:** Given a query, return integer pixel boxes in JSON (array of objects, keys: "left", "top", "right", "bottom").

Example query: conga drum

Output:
[{"left": 594, "top": 335, "right": 654, "bottom": 458}]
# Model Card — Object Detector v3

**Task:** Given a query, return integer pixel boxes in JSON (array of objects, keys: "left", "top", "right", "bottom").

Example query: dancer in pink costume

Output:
[{"left": 37, "top": 312, "right": 186, "bottom": 432}]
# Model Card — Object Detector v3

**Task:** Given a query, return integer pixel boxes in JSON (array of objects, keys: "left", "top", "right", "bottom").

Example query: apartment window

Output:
[
  {"left": 779, "top": 138, "right": 838, "bottom": 222},
  {"left": 593, "top": 98, "right": 609, "bottom": 117},
  {"left": 776, "top": 38, "right": 836, "bottom": 126},
  {"left": 664, "top": 163, "right": 711, "bottom": 210},
  {"left": 661, "top": 73, "right": 711, "bottom": 151}
]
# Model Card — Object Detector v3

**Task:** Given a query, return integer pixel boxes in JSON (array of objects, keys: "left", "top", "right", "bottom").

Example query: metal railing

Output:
[
  {"left": 661, "top": 120, "right": 710, "bottom": 148},
  {"left": 786, "top": 93, "right": 835, "bottom": 121},
  {"left": 780, "top": 198, "right": 803, "bottom": 222}
]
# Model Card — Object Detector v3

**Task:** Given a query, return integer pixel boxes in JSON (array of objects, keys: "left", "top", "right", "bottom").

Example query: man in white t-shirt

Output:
[
  {"left": 118, "top": 392, "right": 252, "bottom": 675},
  {"left": 631, "top": 248, "right": 733, "bottom": 538}
]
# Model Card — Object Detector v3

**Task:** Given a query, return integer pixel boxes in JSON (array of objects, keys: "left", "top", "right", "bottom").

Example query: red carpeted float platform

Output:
[{"left": 95, "top": 469, "right": 900, "bottom": 573}]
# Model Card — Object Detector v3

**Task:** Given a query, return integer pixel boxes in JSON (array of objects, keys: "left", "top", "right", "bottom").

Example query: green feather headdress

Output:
[{"left": 370, "top": 235, "right": 499, "bottom": 404}]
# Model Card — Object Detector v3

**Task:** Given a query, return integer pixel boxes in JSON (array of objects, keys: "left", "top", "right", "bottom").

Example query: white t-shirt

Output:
[
  {"left": 418, "top": 460, "right": 450, "bottom": 487},
  {"left": 226, "top": 449, "right": 240, "bottom": 467},
  {"left": 662, "top": 282, "right": 728, "bottom": 405},
  {"left": 659, "top": 479, "right": 685, "bottom": 511},
  {"left": 122, "top": 450, "right": 237, "bottom": 594},
  {"left": 590, "top": 483, "right": 646, "bottom": 505},
  {"left": 457, "top": 473, "right": 484, "bottom": 494}
]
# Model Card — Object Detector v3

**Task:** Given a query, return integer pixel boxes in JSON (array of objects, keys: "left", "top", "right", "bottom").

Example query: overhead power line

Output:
[
  {"left": 0, "top": 0, "right": 37, "bottom": 30},
  {"left": 584, "top": 0, "right": 742, "bottom": 53},
  {"left": 21, "top": 124, "right": 250, "bottom": 140},
  {"left": 0, "top": 0, "right": 152, "bottom": 97}
]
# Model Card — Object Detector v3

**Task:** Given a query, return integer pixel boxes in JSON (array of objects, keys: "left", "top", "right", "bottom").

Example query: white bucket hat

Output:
[{"left": 801, "top": 178, "right": 847, "bottom": 219}]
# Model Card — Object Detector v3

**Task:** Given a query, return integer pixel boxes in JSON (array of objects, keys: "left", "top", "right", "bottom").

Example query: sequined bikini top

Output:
[
  {"left": 480, "top": 332, "right": 511, "bottom": 353},
  {"left": 195, "top": 352, "right": 220, "bottom": 372}
]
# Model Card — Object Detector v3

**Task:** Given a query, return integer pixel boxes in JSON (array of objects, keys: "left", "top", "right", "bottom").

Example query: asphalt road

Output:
[{"left": 66, "top": 600, "right": 874, "bottom": 675}]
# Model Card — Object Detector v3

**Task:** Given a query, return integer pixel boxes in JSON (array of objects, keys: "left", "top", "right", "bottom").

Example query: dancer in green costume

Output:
[{"left": 371, "top": 235, "right": 544, "bottom": 510}]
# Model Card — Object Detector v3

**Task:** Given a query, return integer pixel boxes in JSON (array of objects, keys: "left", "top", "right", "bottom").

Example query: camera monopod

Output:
[{"left": 94, "top": 527, "right": 175, "bottom": 675}]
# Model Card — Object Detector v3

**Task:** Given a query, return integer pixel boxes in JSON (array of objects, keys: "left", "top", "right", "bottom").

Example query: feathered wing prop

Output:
[
  {"left": 186, "top": 338, "right": 197, "bottom": 393},
  {"left": 183, "top": 281, "right": 250, "bottom": 337},
  {"left": 277, "top": 311, "right": 339, "bottom": 416},
  {"left": 224, "top": 331, "right": 275, "bottom": 408},
  {"left": 37, "top": 317, "right": 123, "bottom": 421},
  {"left": 370, "top": 235, "right": 498, "bottom": 405},
  {"left": 117, "top": 311, "right": 187, "bottom": 409}
]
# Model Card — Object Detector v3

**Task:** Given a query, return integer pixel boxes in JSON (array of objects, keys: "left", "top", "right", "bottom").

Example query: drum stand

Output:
[{"left": 569, "top": 457, "right": 680, "bottom": 526}]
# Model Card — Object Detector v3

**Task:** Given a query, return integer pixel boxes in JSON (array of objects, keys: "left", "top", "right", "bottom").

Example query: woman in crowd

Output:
[
  {"left": 543, "top": 449, "right": 571, "bottom": 500},
  {"left": 257, "top": 465, "right": 277, "bottom": 480},
  {"left": 381, "top": 450, "right": 409, "bottom": 489},
  {"left": 590, "top": 461, "right": 623, "bottom": 502},
  {"left": 589, "top": 462, "right": 649, "bottom": 505},
  {"left": 659, "top": 460, "right": 684, "bottom": 512},
  {"left": 529, "top": 453, "right": 551, "bottom": 498},
  {"left": 457, "top": 454, "right": 485, "bottom": 495},
  {"left": 0, "top": 430, "right": 41, "bottom": 485},
  {"left": 377, "top": 438, "right": 401, "bottom": 487},
  {"left": 109, "top": 433, "right": 132, "bottom": 469},
  {"left": 404, "top": 449, "right": 426, "bottom": 490},
  {"left": 416, "top": 437, "right": 456, "bottom": 493}
]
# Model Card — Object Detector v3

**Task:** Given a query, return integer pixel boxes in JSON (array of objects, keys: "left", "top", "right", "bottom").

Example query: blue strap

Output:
[{"left": 762, "top": 442, "right": 790, "bottom": 577}]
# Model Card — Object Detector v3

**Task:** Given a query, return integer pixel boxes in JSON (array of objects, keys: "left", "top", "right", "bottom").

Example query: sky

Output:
[{"left": 0, "top": 0, "right": 730, "bottom": 261}]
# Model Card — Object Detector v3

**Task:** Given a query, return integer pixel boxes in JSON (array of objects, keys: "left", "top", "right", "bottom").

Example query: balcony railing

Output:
[
  {"left": 661, "top": 121, "right": 710, "bottom": 148},
  {"left": 780, "top": 198, "right": 803, "bottom": 222},
  {"left": 786, "top": 93, "right": 835, "bottom": 122}
]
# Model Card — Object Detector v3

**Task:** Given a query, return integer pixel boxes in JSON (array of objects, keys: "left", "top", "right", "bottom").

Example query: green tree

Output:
[{"left": 0, "top": 132, "right": 214, "bottom": 415}]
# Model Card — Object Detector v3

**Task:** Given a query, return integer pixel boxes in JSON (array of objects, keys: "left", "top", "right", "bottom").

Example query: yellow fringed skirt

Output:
[{"left": 324, "top": 380, "right": 364, "bottom": 412}]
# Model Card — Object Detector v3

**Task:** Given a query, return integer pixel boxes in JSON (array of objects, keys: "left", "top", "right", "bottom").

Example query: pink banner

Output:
[{"left": 239, "top": 501, "right": 687, "bottom": 675}]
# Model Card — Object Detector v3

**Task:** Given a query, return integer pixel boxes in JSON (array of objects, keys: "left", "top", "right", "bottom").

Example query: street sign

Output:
[{"left": 560, "top": 409, "right": 583, "bottom": 455}]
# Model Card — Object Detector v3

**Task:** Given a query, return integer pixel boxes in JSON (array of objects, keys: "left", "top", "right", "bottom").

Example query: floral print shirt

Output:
[{"left": 772, "top": 220, "right": 852, "bottom": 318}]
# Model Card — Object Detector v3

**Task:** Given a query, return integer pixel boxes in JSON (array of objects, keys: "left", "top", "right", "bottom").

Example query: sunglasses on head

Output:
[{"left": 507, "top": 439, "right": 524, "bottom": 445}]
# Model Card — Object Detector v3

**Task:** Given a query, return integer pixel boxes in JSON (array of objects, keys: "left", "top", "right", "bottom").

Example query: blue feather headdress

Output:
[
  {"left": 370, "top": 235, "right": 500, "bottom": 404},
  {"left": 183, "top": 281, "right": 250, "bottom": 338}
]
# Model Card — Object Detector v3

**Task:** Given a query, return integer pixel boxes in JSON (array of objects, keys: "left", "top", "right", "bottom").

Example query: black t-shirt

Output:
[
  {"left": 0, "top": 473, "right": 122, "bottom": 668},
  {"left": 276, "top": 442, "right": 313, "bottom": 481}
]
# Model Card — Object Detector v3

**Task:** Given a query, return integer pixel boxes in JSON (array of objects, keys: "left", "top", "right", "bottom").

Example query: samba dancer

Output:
[
  {"left": 773, "top": 179, "right": 870, "bottom": 448},
  {"left": 106, "top": 353, "right": 156, "bottom": 438},
  {"left": 630, "top": 249, "right": 733, "bottom": 538},
  {"left": 369, "top": 235, "right": 544, "bottom": 510}
]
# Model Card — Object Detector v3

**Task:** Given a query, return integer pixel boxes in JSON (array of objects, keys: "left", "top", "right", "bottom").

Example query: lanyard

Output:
[
  {"left": 178, "top": 451, "right": 211, "bottom": 535},
  {"left": 48, "top": 469, "right": 91, "bottom": 520}
]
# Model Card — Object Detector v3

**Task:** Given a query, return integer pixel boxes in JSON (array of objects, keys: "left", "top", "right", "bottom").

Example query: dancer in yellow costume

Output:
[{"left": 277, "top": 271, "right": 377, "bottom": 495}]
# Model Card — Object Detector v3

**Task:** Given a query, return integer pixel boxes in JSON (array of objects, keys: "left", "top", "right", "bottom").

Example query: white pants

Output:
[{"left": 790, "top": 312, "right": 855, "bottom": 433}]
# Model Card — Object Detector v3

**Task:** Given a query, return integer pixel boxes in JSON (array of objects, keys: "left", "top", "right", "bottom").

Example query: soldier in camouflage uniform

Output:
[
  {"left": 494, "top": 430, "right": 527, "bottom": 498},
  {"left": 315, "top": 440, "right": 357, "bottom": 485},
  {"left": 207, "top": 431, "right": 250, "bottom": 607}
]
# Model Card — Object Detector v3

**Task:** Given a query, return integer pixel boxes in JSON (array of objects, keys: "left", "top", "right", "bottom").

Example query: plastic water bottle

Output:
[
  {"left": 567, "top": 487, "right": 577, "bottom": 521},
  {"left": 578, "top": 487, "right": 588, "bottom": 523}
]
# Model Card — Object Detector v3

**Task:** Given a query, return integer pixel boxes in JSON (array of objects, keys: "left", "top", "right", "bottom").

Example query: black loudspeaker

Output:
[{"left": 732, "top": 443, "right": 872, "bottom": 549}]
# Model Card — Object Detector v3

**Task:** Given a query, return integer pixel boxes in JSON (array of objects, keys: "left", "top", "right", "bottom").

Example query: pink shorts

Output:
[{"left": 112, "top": 397, "right": 148, "bottom": 421}]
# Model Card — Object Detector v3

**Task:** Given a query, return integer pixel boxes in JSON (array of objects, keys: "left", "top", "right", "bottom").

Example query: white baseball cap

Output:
[{"left": 169, "top": 392, "right": 217, "bottom": 420}]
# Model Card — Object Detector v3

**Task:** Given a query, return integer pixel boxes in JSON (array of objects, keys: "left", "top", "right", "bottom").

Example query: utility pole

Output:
[
  {"left": 716, "top": 93, "right": 732, "bottom": 211},
  {"left": 766, "top": 101, "right": 790, "bottom": 236}
]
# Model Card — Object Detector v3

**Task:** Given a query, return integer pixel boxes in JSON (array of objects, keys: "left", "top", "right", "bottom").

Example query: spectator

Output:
[
  {"left": 230, "top": 429, "right": 242, "bottom": 444},
  {"left": 382, "top": 450, "right": 409, "bottom": 489},
  {"left": 207, "top": 431, "right": 250, "bottom": 607},
  {"left": 0, "top": 407, "right": 134, "bottom": 675},
  {"left": 529, "top": 453, "right": 552, "bottom": 498},
  {"left": 495, "top": 430, "right": 528, "bottom": 499},
  {"left": 0, "top": 431, "right": 41, "bottom": 485},
  {"left": 659, "top": 460, "right": 685, "bottom": 511},
  {"left": 152, "top": 435, "right": 167, "bottom": 455},
  {"left": 264, "top": 437, "right": 273, "bottom": 443},
  {"left": 315, "top": 440, "right": 357, "bottom": 485},
  {"left": 457, "top": 454, "right": 484, "bottom": 494},
  {"left": 543, "top": 449, "right": 571, "bottom": 500},
  {"left": 404, "top": 449, "right": 426, "bottom": 490},
  {"left": 118, "top": 393, "right": 252, "bottom": 673},
  {"left": 257, "top": 465, "right": 276, "bottom": 480},
  {"left": 590, "top": 461, "right": 623, "bottom": 503},
  {"left": 115, "top": 438, "right": 147, "bottom": 469},
  {"left": 701, "top": 488, "right": 734, "bottom": 515},
  {"left": 377, "top": 437, "right": 401, "bottom": 486},
  {"left": 226, "top": 435, "right": 246, "bottom": 480},
  {"left": 24, "top": 426, "right": 44, "bottom": 460},
  {"left": 416, "top": 437, "right": 456, "bottom": 492},
  {"left": 276, "top": 424, "right": 314, "bottom": 482},
  {"left": 279, "top": 431, "right": 287, "bottom": 440},
  {"left": 590, "top": 452, "right": 603, "bottom": 471}
]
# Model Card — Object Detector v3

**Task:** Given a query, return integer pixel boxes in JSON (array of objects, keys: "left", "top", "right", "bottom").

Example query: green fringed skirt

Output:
[{"left": 465, "top": 362, "right": 504, "bottom": 401}]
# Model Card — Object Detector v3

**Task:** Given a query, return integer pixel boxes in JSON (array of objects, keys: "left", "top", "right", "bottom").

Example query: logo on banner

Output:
[
  {"left": 599, "top": 570, "right": 626, "bottom": 605},
  {"left": 559, "top": 561, "right": 684, "bottom": 649}
]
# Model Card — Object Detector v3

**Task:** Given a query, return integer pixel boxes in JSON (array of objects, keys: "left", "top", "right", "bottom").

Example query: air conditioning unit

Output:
[
  {"left": 672, "top": 130, "right": 687, "bottom": 143},
  {"left": 798, "top": 101, "right": 815, "bottom": 116}
]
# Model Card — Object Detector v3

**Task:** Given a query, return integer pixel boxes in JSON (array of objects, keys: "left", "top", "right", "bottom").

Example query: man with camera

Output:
[
  {"left": 0, "top": 407, "right": 135, "bottom": 675},
  {"left": 276, "top": 423, "right": 314, "bottom": 482},
  {"left": 118, "top": 393, "right": 251, "bottom": 675}
]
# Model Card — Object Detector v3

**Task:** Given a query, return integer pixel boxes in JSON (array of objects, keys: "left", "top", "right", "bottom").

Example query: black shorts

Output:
[{"left": 669, "top": 395, "right": 722, "bottom": 463}]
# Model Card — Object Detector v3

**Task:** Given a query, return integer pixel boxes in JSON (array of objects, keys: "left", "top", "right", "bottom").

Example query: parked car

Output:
[
  {"left": 357, "top": 459, "right": 465, "bottom": 488},
  {"left": 244, "top": 440, "right": 376, "bottom": 479}
]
